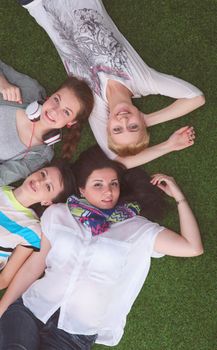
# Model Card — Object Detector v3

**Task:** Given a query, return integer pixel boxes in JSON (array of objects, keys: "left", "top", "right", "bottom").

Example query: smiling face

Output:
[
  {"left": 107, "top": 102, "right": 145, "bottom": 145},
  {"left": 80, "top": 168, "right": 120, "bottom": 209},
  {"left": 40, "top": 87, "right": 81, "bottom": 129},
  {"left": 19, "top": 167, "right": 64, "bottom": 206}
]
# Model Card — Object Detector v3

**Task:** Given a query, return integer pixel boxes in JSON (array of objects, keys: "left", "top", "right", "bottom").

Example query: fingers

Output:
[
  {"left": 186, "top": 126, "right": 195, "bottom": 143},
  {"left": 150, "top": 173, "right": 173, "bottom": 185},
  {"left": 176, "top": 126, "right": 196, "bottom": 141},
  {"left": 151, "top": 173, "right": 182, "bottom": 199},
  {"left": 150, "top": 174, "right": 173, "bottom": 195},
  {"left": 176, "top": 125, "right": 190, "bottom": 134},
  {"left": 15, "top": 88, "right": 22, "bottom": 104},
  {"left": 180, "top": 126, "right": 195, "bottom": 147},
  {"left": 2, "top": 86, "right": 22, "bottom": 104},
  {"left": 186, "top": 126, "right": 194, "bottom": 134},
  {"left": 180, "top": 126, "right": 196, "bottom": 147}
]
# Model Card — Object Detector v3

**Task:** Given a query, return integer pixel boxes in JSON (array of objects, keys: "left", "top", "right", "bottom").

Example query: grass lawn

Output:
[{"left": 0, "top": 1, "right": 216, "bottom": 349}]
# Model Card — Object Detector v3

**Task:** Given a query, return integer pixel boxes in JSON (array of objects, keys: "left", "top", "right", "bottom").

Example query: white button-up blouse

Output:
[{"left": 23, "top": 203, "right": 165, "bottom": 346}]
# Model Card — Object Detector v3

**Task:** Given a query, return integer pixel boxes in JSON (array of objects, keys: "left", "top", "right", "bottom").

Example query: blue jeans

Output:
[{"left": 0, "top": 298, "right": 97, "bottom": 350}]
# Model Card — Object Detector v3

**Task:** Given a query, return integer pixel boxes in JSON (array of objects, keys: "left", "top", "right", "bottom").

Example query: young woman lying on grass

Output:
[
  {"left": 0, "top": 59, "right": 93, "bottom": 185},
  {"left": 0, "top": 146, "right": 203, "bottom": 349},
  {"left": 0, "top": 160, "right": 74, "bottom": 290},
  {"left": 18, "top": 0, "right": 205, "bottom": 168}
]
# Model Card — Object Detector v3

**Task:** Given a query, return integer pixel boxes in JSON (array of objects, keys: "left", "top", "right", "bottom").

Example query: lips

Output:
[
  {"left": 44, "top": 111, "right": 55, "bottom": 123},
  {"left": 115, "top": 108, "right": 129, "bottom": 116},
  {"left": 101, "top": 199, "right": 113, "bottom": 207}
]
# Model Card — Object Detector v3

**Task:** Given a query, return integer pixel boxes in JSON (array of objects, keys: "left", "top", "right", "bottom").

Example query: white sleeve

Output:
[
  {"left": 134, "top": 218, "right": 166, "bottom": 258},
  {"left": 40, "top": 203, "right": 70, "bottom": 243},
  {"left": 143, "top": 67, "right": 203, "bottom": 99},
  {"left": 147, "top": 223, "right": 165, "bottom": 258}
]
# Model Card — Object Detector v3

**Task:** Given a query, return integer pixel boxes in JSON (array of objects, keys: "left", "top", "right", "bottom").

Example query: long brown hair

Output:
[{"left": 58, "top": 76, "right": 94, "bottom": 160}]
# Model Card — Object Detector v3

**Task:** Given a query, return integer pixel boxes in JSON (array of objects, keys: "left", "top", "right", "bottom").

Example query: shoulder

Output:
[
  {"left": 123, "top": 216, "right": 165, "bottom": 258},
  {"left": 40, "top": 144, "right": 54, "bottom": 161},
  {"left": 0, "top": 103, "right": 18, "bottom": 114},
  {"left": 41, "top": 203, "right": 68, "bottom": 221},
  {"left": 41, "top": 203, "right": 73, "bottom": 229},
  {"left": 41, "top": 203, "right": 78, "bottom": 242},
  {"left": 27, "top": 144, "right": 54, "bottom": 162},
  {"left": 128, "top": 215, "right": 164, "bottom": 231},
  {"left": 115, "top": 216, "right": 165, "bottom": 242}
]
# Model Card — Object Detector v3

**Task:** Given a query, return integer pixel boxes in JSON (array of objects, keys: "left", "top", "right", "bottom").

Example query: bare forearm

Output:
[
  {"left": 0, "top": 274, "right": 8, "bottom": 291},
  {"left": 176, "top": 198, "right": 203, "bottom": 256},
  {"left": 0, "top": 235, "right": 50, "bottom": 316},
  {"left": 0, "top": 246, "right": 33, "bottom": 291},
  {"left": 116, "top": 140, "right": 171, "bottom": 168},
  {"left": 0, "top": 265, "right": 44, "bottom": 317},
  {"left": 144, "top": 95, "right": 205, "bottom": 127}
]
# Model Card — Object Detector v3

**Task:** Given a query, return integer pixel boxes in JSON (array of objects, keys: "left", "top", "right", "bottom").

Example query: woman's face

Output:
[
  {"left": 20, "top": 167, "right": 64, "bottom": 206},
  {"left": 107, "top": 103, "right": 145, "bottom": 145},
  {"left": 80, "top": 168, "right": 120, "bottom": 209},
  {"left": 40, "top": 87, "right": 81, "bottom": 129}
]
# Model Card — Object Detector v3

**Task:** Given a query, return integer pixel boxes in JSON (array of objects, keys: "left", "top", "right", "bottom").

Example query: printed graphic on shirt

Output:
[{"left": 43, "top": 0, "right": 131, "bottom": 96}]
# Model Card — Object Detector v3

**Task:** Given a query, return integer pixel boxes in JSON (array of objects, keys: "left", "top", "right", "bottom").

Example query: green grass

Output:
[{"left": 0, "top": 1, "right": 216, "bottom": 349}]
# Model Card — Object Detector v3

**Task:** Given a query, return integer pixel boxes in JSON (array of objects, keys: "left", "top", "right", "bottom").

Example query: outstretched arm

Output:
[
  {"left": 151, "top": 174, "right": 203, "bottom": 257},
  {"left": 143, "top": 95, "right": 205, "bottom": 127},
  {"left": 0, "top": 246, "right": 33, "bottom": 290},
  {"left": 116, "top": 126, "right": 195, "bottom": 168},
  {"left": 0, "top": 233, "right": 51, "bottom": 317}
]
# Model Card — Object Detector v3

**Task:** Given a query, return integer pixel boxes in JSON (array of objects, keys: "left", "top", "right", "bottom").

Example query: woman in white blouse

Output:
[{"left": 0, "top": 146, "right": 203, "bottom": 349}]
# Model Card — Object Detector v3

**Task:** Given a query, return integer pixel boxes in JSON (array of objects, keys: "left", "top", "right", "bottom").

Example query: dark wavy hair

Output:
[{"left": 72, "top": 145, "right": 166, "bottom": 221}]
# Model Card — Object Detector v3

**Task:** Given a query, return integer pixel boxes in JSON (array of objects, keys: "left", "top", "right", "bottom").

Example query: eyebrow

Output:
[
  {"left": 92, "top": 178, "right": 118, "bottom": 182},
  {"left": 127, "top": 128, "right": 140, "bottom": 132},
  {"left": 113, "top": 129, "right": 140, "bottom": 136},
  {"left": 57, "top": 93, "right": 73, "bottom": 113},
  {"left": 44, "top": 168, "right": 54, "bottom": 191}
]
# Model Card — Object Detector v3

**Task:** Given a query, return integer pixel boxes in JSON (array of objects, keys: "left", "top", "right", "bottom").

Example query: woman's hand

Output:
[
  {"left": 151, "top": 174, "right": 185, "bottom": 202},
  {"left": 0, "top": 76, "right": 22, "bottom": 104},
  {"left": 167, "top": 126, "right": 195, "bottom": 151}
]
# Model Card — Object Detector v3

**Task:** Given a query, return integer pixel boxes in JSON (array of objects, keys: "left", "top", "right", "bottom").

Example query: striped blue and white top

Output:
[{"left": 0, "top": 186, "right": 41, "bottom": 270}]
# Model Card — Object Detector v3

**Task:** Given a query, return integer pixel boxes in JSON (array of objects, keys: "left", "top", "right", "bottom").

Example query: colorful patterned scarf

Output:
[{"left": 67, "top": 195, "right": 140, "bottom": 236}]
